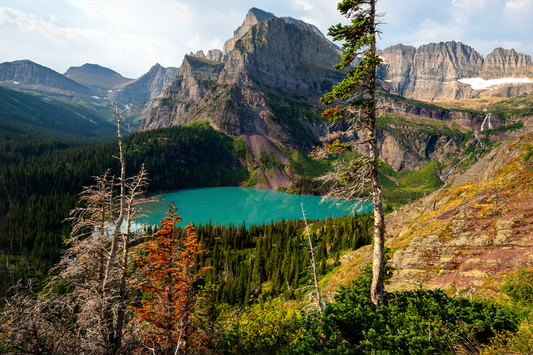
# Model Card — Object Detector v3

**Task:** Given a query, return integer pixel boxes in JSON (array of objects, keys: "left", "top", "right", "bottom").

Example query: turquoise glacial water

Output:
[{"left": 139, "top": 187, "right": 372, "bottom": 227}]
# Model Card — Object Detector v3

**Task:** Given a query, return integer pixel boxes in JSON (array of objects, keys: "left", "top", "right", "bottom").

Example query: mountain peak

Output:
[
  {"left": 66, "top": 63, "right": 124, "bottom": 78},
  {"left": 247, "top": 8, "right": 276, "bottom": 22},
  {"left": 64, "top": 63, "right": 132, "bottom": 90}
]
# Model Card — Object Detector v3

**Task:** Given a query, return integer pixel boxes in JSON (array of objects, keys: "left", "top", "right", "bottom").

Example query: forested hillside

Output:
[{"left": 0, "top": 122, "right": 250, "bottom": 297}]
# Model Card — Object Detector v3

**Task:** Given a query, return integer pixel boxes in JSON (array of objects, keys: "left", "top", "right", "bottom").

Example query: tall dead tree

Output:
[
  {"left": 301, "top": 203, "right": 324, "bottom": 313},
  {"left": 52, "top": 104, "right": 155, "bottom": 353},
  {"left": 0, "top": 104, "right": 155, "bottom": 354}
]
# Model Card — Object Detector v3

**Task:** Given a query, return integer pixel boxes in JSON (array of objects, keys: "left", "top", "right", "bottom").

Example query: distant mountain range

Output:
[
  {"left": 379, "top": 42, "right": 533, "bottom": 101},
  {"left": 0, "top": 59, "right": 179, "bottom": 133},
  {"left": 0, "top": 7, "right": 532, "bottom": 168},
  {"left": 0, "top": 60, "right": 94, "bottom": 96}
]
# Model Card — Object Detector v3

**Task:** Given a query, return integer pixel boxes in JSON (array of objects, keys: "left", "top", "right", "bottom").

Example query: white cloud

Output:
[
  {"left": 0, "top": 0, "right": 531, "bottom": 78},
  {"left": 505, "top": 0, "right": 529, "bottom": 9},
  {"left": 291, "top": 0, "right": 316, "bottom": 12}
]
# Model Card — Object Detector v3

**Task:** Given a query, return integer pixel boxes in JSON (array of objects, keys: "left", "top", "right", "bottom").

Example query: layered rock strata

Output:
[
  {"left": 0, "top": 60, "right": 93, "bottom": 96},
  {"left": 196, "top": 7, "right": 339, "bottom": 63},
  {"left": 380, "top": 41, "right": 533, "bottom": 101}
]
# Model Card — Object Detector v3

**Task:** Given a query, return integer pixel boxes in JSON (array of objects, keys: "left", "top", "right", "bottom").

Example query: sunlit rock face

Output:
[{"left": 380, "top": 41, "right": 533, "bottom": 101}]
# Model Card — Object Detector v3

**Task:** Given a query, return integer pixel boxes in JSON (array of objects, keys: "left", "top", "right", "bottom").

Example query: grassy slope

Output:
[{"left": 0, "top": 86, "right": 117, "bottom": 138}]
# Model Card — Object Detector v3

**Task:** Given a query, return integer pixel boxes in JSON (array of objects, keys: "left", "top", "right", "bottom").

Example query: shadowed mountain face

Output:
[
  {"left": 0, "top": 85, "right": 117, "bottom": 137},
  {"left": 0, "top": 60, "right": 94, "bottom": 96},
  {"left": 64, "top": 63, "right": 133, "bottom": 90},
  {"left": 380, "top": 41, "right": 533, "bottom": 101},
  {"left": 106, "top": 63, "right": 179, "bottom": 105}
]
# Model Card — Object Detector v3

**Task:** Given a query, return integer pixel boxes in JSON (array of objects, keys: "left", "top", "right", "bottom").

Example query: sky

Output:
[{"left": 0, "top": 0, "right": 531, "bottom": 79}]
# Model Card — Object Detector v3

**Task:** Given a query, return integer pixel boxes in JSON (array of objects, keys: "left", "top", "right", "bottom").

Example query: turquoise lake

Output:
[{"left": 139, "top": 187, "right": 372, "bottom": 227}]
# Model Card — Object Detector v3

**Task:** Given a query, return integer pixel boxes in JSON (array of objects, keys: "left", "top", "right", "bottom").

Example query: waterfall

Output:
[{"left": 480, "top": 113, "right": 492, "bottom": 131}]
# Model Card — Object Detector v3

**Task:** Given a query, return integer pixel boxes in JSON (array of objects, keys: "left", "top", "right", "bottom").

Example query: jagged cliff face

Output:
[
  {"left": 218, "top": 18, "right": 343, "bottom": 93},
  {"left": 196, "top": 7, "right": 339, "bottom": 63},
  {"left": 222, "top": 8, "right": 277, "bottom": 60},
  {"left": 193, "top": 49, "right": 224, "bottom": 62},
  {"left": 140, "top": 56, "right": 226, "bottom": 131},
  {"left": 0, "top": 60, "right": 93, "bottom": 96},
  {"left": 107, "top": 63, "right": 179, "bottom": 105},
  {"left": 380, "top": 41, "right": 533, "bottom": 101},
  {"left": 479, "top": 48, "right": 533, "bottom": 79},
  {"left": 142, "top": 18, "right": 343, "bottom": 138}
]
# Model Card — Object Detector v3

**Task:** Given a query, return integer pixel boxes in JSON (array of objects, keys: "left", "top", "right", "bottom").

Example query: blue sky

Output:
[{"left": 1, "top": 0, "right": 531, "bottom": 78}]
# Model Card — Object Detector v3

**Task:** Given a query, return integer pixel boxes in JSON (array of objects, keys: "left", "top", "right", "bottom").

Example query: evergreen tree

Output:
[{"left": 313, "top": 0, "right": 386, "bottom": 306}]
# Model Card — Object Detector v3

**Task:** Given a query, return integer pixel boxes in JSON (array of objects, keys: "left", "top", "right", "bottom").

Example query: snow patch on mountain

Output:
[{"left": 458, "top": 77, "right": 532, "bottom": 90}]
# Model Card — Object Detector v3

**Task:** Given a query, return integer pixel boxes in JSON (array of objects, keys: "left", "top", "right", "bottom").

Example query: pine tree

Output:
[{"left": 313, "top": 0, "right": 385, "bottom": 306}]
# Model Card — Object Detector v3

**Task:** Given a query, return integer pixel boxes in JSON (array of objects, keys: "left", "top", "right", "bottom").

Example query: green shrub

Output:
[
  {"left": 501, "top": 268, "right": 533, "bottom": 306},
  {"left": 481, "top": 315, "right": 533, "bottom": 355},
  {"left": 219, "top": 298, "right": 305, "bottom": 354},
  {"left": 288, "top": 260, "right": 518, "bottom": 355}
]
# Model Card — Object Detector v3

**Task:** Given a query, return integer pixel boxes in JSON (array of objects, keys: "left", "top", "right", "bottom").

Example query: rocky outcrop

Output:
[
  {"left": 380, "top": 41, "right": 533, "bottom": 101},
  {"left": 323, "top": 132, "right": 533, "bottom": 296},
  {"left": 0, "top": 60, "right": 93, "bottom": 96},
  {"left": 107, "top": 63, "right": 179, "bottom": 105},
  {"left": 140, "top": 56, "right": 225, "bottom": 131},
  {"left": 193, "top": 49, "right": 224, "bottom": 62},
  {"left": 380, "top": 95, "right": 502, "bottom": 131},
  {"left": 222, "top": 8, "right": 277, "bottom": 60},
  {"left": 385, "top": 133, "right": 533, "bottom": 292}
]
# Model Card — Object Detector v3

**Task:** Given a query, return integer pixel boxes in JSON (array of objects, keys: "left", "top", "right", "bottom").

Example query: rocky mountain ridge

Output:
[
  {"left": 141, "top": 17, "right": 344, "bottom": 137},
  {"left": 380, "top": 41, "right": 533, "bottom": 101},
  {"left": 106, "top": 63, "right": 179, "bottom": 105},
  {"left": 140, "top": 10, "right": 533, "bottom": 193},
  {"left": 0, "top": 60, "right": 94, "bottom": 96},
  {"left": 140, "top": 17, "right": 350, "bottom": 189}
]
